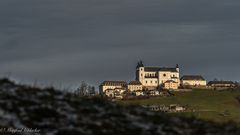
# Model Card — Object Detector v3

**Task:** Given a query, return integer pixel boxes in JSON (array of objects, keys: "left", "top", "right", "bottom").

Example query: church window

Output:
[
  {"left": 151, "top": 81, "right": 152, "bottom": 83},
  {"left": 146, "top": 81, "right": 148, "bottom": 84},
  {"left": 163, "top": 74, "right": 166, "bottom": 77}
]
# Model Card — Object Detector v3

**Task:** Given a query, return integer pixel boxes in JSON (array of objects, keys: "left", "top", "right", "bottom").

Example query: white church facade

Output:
[{"left": 135, "top": 61, "right": 180, "bottom": 90}]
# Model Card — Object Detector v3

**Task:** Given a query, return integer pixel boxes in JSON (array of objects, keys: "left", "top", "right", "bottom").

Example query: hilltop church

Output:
[{"left": 135, "top": 61, "right": 180, "bottom": 90}]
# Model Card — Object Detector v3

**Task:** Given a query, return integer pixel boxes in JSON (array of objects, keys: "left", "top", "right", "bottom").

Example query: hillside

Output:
[
  {"left": 0, "top": 78, "right": 240, "bottom": 135},
  {"left": 120, "top": 89, "right": 240, "bottom": 123}
]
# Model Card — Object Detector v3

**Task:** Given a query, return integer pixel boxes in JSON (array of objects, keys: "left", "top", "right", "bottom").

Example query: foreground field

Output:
[
  {"left": 120, "top": 89, "right": 240, "bottom": 124},
  {"left": 2, "top": 79, "right": 240, "bottom": 135}
]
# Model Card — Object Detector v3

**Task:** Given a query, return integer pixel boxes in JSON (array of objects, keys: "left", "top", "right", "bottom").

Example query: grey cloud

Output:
[{"left": 0, "top": 0, "right": 240, "bottom": 89}]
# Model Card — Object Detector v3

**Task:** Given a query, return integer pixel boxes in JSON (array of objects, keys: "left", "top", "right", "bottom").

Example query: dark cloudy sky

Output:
[{"left": 1, "top": 0, "right": 240, "bottom": 89}]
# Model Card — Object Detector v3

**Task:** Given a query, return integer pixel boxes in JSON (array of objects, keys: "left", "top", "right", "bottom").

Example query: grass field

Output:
[{"left": 119, "top": 89, "right": 240, "bottom": 124}]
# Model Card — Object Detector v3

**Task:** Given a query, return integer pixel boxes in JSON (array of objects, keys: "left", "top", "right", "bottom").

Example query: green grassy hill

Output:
[
  {"left": 1, "top": 79, "right": 240, "bottom": 135},
  {"left": 120, "top": 89, "right": 240, "bottom": 123}
]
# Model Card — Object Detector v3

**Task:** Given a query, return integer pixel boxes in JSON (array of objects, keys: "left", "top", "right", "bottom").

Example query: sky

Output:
[{"left": 1, "top": 0, "right": 240, "bottom": 89}]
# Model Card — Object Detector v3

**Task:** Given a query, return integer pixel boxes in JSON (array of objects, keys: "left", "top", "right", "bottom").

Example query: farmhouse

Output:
[
  {"left": 181, "top": 75, "right": 207, "bottom": 87},
  {"left": 208, "top": 81, "right": 236, "bottom": 88},
  {"left": 135, "top": 61, "right": 180, "bottom": 90}
]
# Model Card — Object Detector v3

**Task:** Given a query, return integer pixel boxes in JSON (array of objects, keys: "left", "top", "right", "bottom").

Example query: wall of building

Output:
[
  {"left": 181, "top": 80, "right": 207, "bottom": 86},
  {"left": 100, "top": 85, "right": 124, "bottom": 93},
  {"left": 164, "top": 82, "right": 178, "bottom": 90},
  {"left": 142, "top": 78, "right": 158, "bottom": 87},
  {"left": 137, "top": 67, "right": 145, "bottom": 85},
  {"left": 128, "top": 85, "right": 143, "bottom": 91},
  {"left": 158, "top": 71, "right": 180, "bottom": 85}
]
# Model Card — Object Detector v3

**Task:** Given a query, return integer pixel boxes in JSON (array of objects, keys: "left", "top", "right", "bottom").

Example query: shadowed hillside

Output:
[{"left": 0, "top": 78, "right": 239, "bottom": 135}]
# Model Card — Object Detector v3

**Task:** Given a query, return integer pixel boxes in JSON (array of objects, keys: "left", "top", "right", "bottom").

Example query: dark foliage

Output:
[{"left": 0, "top": 78, "right": 240, "bottom": 135}]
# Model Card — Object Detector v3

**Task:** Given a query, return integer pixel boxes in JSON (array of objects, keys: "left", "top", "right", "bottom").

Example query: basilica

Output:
[{"left": 136, "top": 61, "right": 180, "bottom": 90}]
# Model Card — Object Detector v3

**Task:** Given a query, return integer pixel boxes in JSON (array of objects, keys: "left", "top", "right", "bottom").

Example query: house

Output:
[
  {"left": 136, "top": 61, "right": 180, "bottom": 90},
  {"left": 114, "top": 91, "right": 124, "bottom": 99},
  {"left": 104, "top": 89, "right": 115, "bottom": 97},
  {"left": 208, "top": 81, "right": 236, "bottom": 88},
  {"left": 181, "top": 75, "right": 207, "bottom": 87},
  {"left": 99, "top": 81, "right": 127, "bottom": 94},
  {"left": 104, "top": 88, "right": 126, "bottom": 98},
  {"left": 128, "top": 81, "right": 143, "bottom": 91},
  {"left": 164, "top": 80, "right": 178, "bottom": 90}
]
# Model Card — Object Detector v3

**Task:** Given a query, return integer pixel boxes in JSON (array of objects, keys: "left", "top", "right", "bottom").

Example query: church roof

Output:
[
  {"left": 144, "top": 67, "right": 178, "bottom": 72},
  {"left": 181, "top": 75, "right": 205, "bottom": 81}
]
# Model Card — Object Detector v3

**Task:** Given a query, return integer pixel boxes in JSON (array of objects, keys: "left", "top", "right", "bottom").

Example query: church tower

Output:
[
  {"left": 176, "top": 64, "right": 179, "bottom": 72},
  {"left": 136, "top": 61, "right": 144, "bottom": 84}
]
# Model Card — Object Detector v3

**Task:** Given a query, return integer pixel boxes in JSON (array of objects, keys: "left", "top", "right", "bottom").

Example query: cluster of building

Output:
[{"left": 99, "top": 61, "right": 237, "bottom": 98}]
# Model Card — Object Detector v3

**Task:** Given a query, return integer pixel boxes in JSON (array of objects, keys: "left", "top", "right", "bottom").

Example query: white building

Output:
[
  {"left": 99, "top": 81, "right": 127, "bottom": 95},
  {"left": 128, "top": 81, "right": 143, "bottom": 91},
  {"left": 164, "top": 80, "right": 178, "bottom": 90},
  {"left": 135, "top": 61, "right": 180, "bottom": 90},
  {"left": 181, "top": 75, "right": 207, "bottom": 87},
  {"left": 104, "top": 88, "right": 125, "bottom": 99},
  {"left": 207, "top": 81, "right": 236, "bottom": 88},
  {"left": 104, "top": 89, "right": 115, "bottom": 97}
]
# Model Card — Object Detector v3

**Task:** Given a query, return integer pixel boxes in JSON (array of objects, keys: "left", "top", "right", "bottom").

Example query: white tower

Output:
[
  {"left": 136, "top": 61, "right": 144, "bottom": 84},
  {"left": 176, "top": 64, "right": 179, "bottom": 72}
]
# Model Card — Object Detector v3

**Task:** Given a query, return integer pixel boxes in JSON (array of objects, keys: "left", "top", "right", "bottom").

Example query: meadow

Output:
[{"left": 120, "top": 89, "right": 240, "bottom": 124}]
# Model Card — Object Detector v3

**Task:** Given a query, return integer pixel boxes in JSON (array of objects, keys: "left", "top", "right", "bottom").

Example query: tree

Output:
[
  {"left": 75, "top": 82, "right": 96, "bottom": 96},
  {"left": 76, "top": 81, "right": 88, "bottom": 96},
  {"left": 89, "top": 86, "right": 96, "bottom": 96}
]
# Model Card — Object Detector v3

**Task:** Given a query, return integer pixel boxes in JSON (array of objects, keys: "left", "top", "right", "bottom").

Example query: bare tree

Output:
[
  {"left": 76, "top": 81, "right": 88, "bottom": 96},
  {"left": 89, "top": 86, "right": 96, "bottom": 96},
  {"left": 75, "top": 82, "right": 96, "bottom": 96}
]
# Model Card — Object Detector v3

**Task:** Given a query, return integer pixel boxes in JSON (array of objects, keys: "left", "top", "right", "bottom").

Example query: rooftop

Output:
[
  {"left": 144, "top": 67, "right": 178, "bottom": 72},
  {"left": 129, "top": 81, "right": 142, "bottom": 85},
  {"left": 165, "top": 80, "right": 177, "bottom": 83},
  {"left": 181, "top": 75, "right": 205, "bottom": 81},
  {"left": 208, "top": 81, "right": 235, "bottom": 85},
  {"left": 101, "top": 81, "right": 127, "bottom": 86}
]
